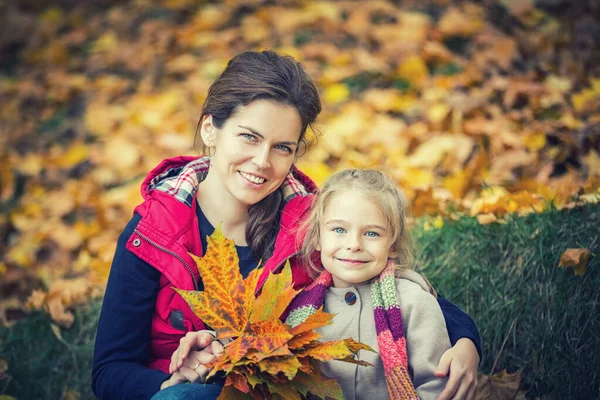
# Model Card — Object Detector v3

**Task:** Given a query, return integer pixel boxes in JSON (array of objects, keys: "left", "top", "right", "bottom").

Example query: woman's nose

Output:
[{"left": 251, "top": 146, "right": 271, "bottom": 169}]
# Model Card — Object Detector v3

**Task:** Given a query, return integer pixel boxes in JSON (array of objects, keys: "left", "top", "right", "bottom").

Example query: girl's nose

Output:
[
  {"left": 346, "top": 236, "right": 363, "bottom": 252},
  {"left": 251, "top": 146, "right": 271, "bottom": 169}
]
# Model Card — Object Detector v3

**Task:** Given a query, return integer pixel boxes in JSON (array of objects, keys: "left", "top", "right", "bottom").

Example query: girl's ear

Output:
[{"left": 200, "top": 115, "right": 217, "bottom": 147}]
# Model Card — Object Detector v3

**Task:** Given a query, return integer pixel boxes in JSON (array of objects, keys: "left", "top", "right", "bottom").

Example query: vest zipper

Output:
[{"left": 134, "top": 228, "right": 199, "bottom": 290}]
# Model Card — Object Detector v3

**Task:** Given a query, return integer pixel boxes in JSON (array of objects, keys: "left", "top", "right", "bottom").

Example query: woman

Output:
[{"left": 92, "top": 50, "right": 481, "bottom": 400}]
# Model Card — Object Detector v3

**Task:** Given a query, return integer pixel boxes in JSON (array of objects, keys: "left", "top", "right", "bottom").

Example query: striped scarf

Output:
[{"left": 286, "top": 260, "right": 418, "bottom": 400}]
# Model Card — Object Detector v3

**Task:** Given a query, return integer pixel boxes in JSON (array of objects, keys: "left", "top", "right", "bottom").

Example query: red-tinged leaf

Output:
[
  {"left": 289, "top": 308, "right": 334, "bottom": 336},
  {"left": 289, "top": 370, "right": 343, "bottom": 399},
  {"left": 257, "top": 356, "right": 302, "bottom": 380},
  {"left": 296, "top": 357, "right": 316, "bottom": 374},
  {"left": 225, "top": 372, "right": 251, "bottom": 394},
  {"left": 251, "top": 262, "right": 298, "bottom": 323},
  {"left": 225, "top": 336, "right": 253, "bottom": 364},
  {"left": 174, "top": 289, "right": 241, "bottom": 334},
  {"left": 245, "top": 345, "right": 293, "bottom": 362},
  {"left": 288, "top": 330, "right": 321, "bottom": 350},
  {"left": 247, "top": 320, "right": 294, "bottom": 355}
]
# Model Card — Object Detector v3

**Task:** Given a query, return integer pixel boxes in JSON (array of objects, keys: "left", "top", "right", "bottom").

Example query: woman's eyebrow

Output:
[{"left": 238, "top": 125, "right": 299, "bottom": 147}]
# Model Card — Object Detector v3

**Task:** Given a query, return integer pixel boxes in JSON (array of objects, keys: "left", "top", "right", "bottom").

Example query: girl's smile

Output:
[{"left": 317, "top": 190, "right": 394, "bottom": 288}]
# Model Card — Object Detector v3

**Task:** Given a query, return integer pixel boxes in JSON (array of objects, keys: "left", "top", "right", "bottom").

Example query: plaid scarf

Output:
[
  {"left": 147, "top": 156, "right": 311, "bottom": 207},
  {"left": 286, "top": 260, "right": 419, "bottom": 400}
]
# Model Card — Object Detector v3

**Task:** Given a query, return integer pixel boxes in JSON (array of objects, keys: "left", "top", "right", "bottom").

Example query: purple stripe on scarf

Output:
[
  {"left": 387, "top": 305, "right": 405, "bottom": 341},
  {"left": 373, "top": 307, "right": 388, "bottom": 334}
]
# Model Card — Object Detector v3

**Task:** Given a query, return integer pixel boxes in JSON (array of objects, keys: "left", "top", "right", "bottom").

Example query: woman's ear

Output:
[{"left": 200, "top": 115, "right": 217, "bottom": 147}]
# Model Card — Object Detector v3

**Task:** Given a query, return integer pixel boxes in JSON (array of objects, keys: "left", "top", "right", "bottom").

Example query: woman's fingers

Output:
[
  {"left": 169, "top": 331, "right": 216, "bottom": 374},
  {"left": 209, "top": 340, "right": 224, "bottom": 357},
  {"left": 178, "top": 332, "right": 215, "bottom": 366}
]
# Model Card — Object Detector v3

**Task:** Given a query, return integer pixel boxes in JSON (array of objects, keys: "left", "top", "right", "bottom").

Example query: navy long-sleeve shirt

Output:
[{"left": 92, "top": 212, "right": 481, "bottom": 399}]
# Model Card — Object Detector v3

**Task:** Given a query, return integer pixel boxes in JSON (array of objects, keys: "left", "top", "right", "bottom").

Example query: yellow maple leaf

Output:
[
  {"left": 175, "top": 228, "right": 373, "bottom": 399},
  {"left": 558, "top": 248, "right": 591, "bottom": 276},
  {"left": 250, "top": 262, "right": 299, "bottom": 324}
]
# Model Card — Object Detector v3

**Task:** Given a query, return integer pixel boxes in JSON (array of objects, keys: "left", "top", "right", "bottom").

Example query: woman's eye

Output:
[
  {"left": 240, "top": 133, "right": 257, "bottom": 141},
  {"left": 333, "top": 227, "right": 346, "bottom": 234},
  {"left": 275, "top": 144, "right": 293, "bottom": 153},
  {"left": 365, "top": 231, "right": 380, "bottom": 237}
]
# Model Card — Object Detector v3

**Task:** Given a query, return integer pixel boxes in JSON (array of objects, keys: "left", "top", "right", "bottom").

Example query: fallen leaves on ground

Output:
[
  {"left": 0, "top": 0, "right": 598, "bottom": 324},
  {"left": 558, "top": 248, "right": 591, "bottom": 276},
  {"left": 476, "top": 370, "right": 527, "bottom": 400}
]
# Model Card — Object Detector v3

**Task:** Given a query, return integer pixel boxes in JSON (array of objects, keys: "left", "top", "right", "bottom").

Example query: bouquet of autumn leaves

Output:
[{"left": 175, "top": 229, "right": 372, "bottom": 400}]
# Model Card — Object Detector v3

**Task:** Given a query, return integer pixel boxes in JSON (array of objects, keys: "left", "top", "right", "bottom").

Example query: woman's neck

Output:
[{"left": 196, "top": 172, "right": 249, "bottom": 245}]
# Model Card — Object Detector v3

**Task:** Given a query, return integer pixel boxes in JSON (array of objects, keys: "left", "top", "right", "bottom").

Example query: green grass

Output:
[
  {"left": 0, "top": 301, "right": 101, "bottom": 399},
  {"left": 414, "top": 203, "right": 600, "bottom": 399},
  {"left": 1, "top": 204, "right": 599, "bottom": 399}
]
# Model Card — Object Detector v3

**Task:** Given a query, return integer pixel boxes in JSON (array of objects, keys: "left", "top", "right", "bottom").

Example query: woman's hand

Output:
[
  {"left": 435, "top": 338, "right": 479, "bottom": 400},
  {"left": 169, "top": 331, "right": 219, "bottom": 374},
  {"left": 161, "top": 332, "right": 225, "bottom": 390},
  {"left": 160, "top": 351, "right": 212, "bottom": 389}
]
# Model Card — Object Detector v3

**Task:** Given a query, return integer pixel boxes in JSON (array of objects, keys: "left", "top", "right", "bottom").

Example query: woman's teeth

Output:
[{"left": 240, "top": 171, "right": 265, "bottom": 184}]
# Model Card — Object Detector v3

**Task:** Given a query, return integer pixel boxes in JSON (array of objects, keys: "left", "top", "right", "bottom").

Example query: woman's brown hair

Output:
[{"left": 195, "top": 50, "right": 322, "bottom": 260}]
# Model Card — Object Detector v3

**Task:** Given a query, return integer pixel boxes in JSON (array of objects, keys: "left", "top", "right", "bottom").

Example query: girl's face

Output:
[
  {"left": 317, "top": 190, "right": 394, "bottom": 288},
  {"left": 200, "top": 99, "right": 302, "bottom": 208}
]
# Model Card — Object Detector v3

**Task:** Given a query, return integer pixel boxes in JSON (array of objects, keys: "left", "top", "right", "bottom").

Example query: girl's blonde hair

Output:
[{"left": 300, "top": 169, "right": 413, "bottom": 279}]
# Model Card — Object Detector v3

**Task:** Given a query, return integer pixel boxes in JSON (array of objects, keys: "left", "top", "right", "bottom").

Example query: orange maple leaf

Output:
[{"left": 175, "top": 228, "right": 373, "bottom": 399}]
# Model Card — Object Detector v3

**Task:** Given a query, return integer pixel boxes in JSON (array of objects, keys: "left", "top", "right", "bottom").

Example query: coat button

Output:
[
  {"left": 345, "top": 292, "right": 357, "bottom": 305},
  {"left": 133, "top": 238, "right": 141, "bottom": 247}
]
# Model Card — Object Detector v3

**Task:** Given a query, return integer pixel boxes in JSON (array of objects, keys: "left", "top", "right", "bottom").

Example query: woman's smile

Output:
[
  {"left": 238, "top": 171, "right": 267, "bottom": 185},
  {"left": 199, "top": 99, "right": 302, "bottom": 208}
]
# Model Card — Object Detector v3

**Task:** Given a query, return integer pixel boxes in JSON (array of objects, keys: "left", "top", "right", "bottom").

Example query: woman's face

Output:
[{"left": 201, "top": 99, "right": 303, "bottom": 208}]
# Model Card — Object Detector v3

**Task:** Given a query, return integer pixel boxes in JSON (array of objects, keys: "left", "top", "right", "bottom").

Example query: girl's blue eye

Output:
[
  {"left": 333, "top": 227, "right": 346, "bottom": 234},
  {"left": 365, "top": 231, "right": 380, "bottom": 237}
]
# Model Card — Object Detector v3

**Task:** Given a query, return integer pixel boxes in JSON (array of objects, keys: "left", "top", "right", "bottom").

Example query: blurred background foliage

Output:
[{"left": 0, "top": 0, "right": 599, "bottom": 398}]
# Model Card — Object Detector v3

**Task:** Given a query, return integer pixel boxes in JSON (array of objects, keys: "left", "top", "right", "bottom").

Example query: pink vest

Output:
[{"left": 125, "top": 156, "right": 315, "bottom": 373}]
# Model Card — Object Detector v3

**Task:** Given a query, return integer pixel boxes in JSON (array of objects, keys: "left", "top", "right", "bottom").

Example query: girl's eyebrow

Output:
[
  {"left": 325, "top": 220, "right": 387, "bottom": 231},
  {"left": 364, "top": 224, "right": 387, "bottom": 231},
  {"left": 325, "top": 219, "right": 348, "bottom": 225},
  {"left": 238, "top": 125, "right": 299, "bottom": 147}
]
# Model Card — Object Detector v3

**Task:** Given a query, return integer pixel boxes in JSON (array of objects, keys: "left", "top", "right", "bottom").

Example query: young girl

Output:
[{"left": 287, "top": 169, "right": 453, "bottom": 400}]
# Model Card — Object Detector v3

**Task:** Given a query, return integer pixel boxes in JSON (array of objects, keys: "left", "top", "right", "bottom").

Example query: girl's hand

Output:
[
  {"left": 435, "top": 338, "right": 479, "bottom": 400},
  {"left": 169, "top": 331, "right": 217, "bottom": 374}
]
